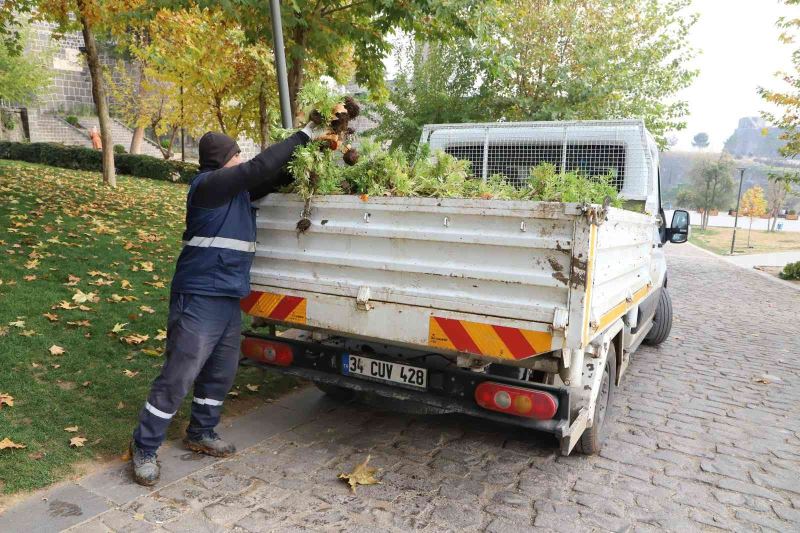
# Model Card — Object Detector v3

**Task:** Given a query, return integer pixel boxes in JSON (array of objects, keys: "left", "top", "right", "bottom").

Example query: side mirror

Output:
[{"left": 669, "top": 210, "right": 690, "bottom": 244}]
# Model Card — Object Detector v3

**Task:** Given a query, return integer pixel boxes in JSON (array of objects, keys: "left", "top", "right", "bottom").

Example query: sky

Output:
[{"left": 674, "top": 0, "right": 797, "bottom": 151}]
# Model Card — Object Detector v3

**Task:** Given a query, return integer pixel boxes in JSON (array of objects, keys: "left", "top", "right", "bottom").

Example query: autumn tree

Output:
[
  {"left": 197, "top": 0, "right": 481, "bottom": 124},
  {"left": 130, "top": 7, "right": 277, "bottom": 144},
  {"left": 760, "top": 0, "right": 800, "bottom": 159},
  {"left": 740, "top": 186, "right": 767, "bottom": 247},
  {"left": 679, "top": 155, "right": 736, "bottom": 230},
  {"left": 0, "top": 0, "right": 136, "bottom": 187},
  {"left": 766, "top": 175, "right": 793, "bottom": 232}
]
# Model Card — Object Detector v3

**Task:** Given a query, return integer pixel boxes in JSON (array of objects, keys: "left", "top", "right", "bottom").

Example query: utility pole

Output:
[
  {"left": 730, "top": 167, "right": 747, "bottom": 255},
  {"left": 270, "top": 0, "right": 293, "bottom": 129}
]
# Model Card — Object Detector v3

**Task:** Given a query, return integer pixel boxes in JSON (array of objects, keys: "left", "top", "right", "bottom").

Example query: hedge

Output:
[{"left": 0, "top": 141, "right": 198, "bottom": 184}]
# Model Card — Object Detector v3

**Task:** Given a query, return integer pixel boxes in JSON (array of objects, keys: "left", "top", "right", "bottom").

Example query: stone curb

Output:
[{"left": 0, "top": 387, "right": 335, "bottom": 533}]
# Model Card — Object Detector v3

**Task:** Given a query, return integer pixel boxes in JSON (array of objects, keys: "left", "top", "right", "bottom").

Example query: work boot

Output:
[
  {"left": 184, "top": 431, "right": 236, "bottom": 457},
  {"left": 130, "top": 440, "right": 160, "bottom": 486}
]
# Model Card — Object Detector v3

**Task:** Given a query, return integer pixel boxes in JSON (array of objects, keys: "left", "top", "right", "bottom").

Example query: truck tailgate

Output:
[{"left": 247, "top": 194, "right": 582, "bottom": 359}]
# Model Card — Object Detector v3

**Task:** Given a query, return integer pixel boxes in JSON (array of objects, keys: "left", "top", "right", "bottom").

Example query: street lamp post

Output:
[
  {"left": 730, "top": 167, "right": 747, "bottom": 255},
  {"left": 269, "top": 0, "right": 293, "bottom": 129}
]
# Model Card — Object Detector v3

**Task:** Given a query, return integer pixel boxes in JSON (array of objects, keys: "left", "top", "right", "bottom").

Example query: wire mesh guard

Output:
[{"left": 421, "top": 120, "right": 654, "bottom": 199}]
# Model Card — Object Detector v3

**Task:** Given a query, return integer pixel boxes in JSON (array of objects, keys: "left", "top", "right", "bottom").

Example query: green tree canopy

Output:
[
  {"left": 373, "top": 0, "right": 697, "bottom": 150},
  {"left": 0, "top": 25, "right": 51, "bottom": 104},
  {"left": 678, "top": 155, "right": 736, "bottom": 229},
  {"left": 692, "top": 132, "right": 710, "bottom": 149}
]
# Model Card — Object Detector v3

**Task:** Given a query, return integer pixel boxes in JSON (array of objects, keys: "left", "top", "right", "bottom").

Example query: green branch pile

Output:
[{"left": 284, "top": 139, "right": 622, "bottom": 207}]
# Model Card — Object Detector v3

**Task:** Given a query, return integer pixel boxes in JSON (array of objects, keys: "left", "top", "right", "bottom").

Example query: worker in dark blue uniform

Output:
[{"left": 130, "top": 123, "right": 320, "bottom": 486}]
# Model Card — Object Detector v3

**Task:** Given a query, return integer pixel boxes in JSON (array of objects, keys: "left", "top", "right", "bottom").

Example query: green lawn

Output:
[
  {"left": 0, "top": 160, "right": 296, "bottom": 496},
  {"left": 690, "top": 226, "right": 800, "bottom": 255}
]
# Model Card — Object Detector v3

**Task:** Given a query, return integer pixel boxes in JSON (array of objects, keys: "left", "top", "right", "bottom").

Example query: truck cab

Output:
[{"left": 240, "top": 120, "right": 690, "bottom": 455}]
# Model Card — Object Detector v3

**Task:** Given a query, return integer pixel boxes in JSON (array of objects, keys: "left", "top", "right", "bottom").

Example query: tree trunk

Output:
[
  {"left": 258, "top": 83, "right": 270, "bottom": 150},
  {"left": 747, "top": 218, "right": 753, "bottom": 247},
  {"left": 286, "top": 28, "right": 306, "bottom": 125},
  {"left": 130, "top": 126, "right": 144, "bottom": 155},
  {"left": 78, "top": 3, "right": 116, "bottom": 188}
]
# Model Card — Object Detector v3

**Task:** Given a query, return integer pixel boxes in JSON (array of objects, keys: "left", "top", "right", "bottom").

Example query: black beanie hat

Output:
[{"left": 198, "top": 132, "right": 240, "bottom": 171}]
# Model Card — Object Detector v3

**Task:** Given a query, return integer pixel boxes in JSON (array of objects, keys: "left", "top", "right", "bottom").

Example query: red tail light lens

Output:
[
  {"left": 241, "top": 338, "right": 293, "bottom": 367},
  {"left": 475, "top": 382, "right": 558, "bottom": 420}
]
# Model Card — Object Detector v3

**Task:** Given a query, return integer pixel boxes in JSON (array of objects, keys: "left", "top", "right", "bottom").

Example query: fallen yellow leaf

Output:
[
  {"left": 339, "top": 455, "right": 380, "bottom": 493},
  {"left": 155, "top": 329, "right": 167, "bottom": 341},
  {"left": 121, "top": 334, "right": 149, "bottom": 345},
  {"left": 72, "top": 290, "right": 96, "bottom": 304},
  {"left": 123, "top": 369, "right": 139, "bottom": 378},
  {"left": 0, "top": 438, "right": 26, "bottom": 450},
  {"left": 19, "top": 329, "right": 36, "bottom": 337},
  {"left": 64, "top": 426, "right": 79, "bottom": 433},
  {"left": 23, "top": 274, "right": 36, "bottom": 282},
  {"left": 49, "top": 345, "right": 66, "bottom": 356},
  {"left": 57, "top": 301, "right": 77, "bottom": 310},
  {"left": 0, "top": 393, "right": 13, "bottom": 409},
  {"left": 140, "top": 261, "right": 154, "bottom": 272},
  {"left": 139, "top": 305, "right": 155, "bottom": 314},
  {"left": 141, "top": 348, "right": 162, "bottom": 357},
  {"left": 24, "top": 259, "right": 39, "bottom": 269},
  {"left": 121, "top": 280, "right": 133, "bottom": 290},
  {"left": 112, "top": 323, "right": 128, "bottom": 334},
  {"left": 246, "top": 384, "right": 260, "bottom": 392},
  {"left": 8, "top": 320, "right": 25, "bottom": 328},
  {"left": 69, "top": 436, "right": 87, "bottom": 447},
  {"left": 43, "top": 313, "right": 59, "bottom": 322}
]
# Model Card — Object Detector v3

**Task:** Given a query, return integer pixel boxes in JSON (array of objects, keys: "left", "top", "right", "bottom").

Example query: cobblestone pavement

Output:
[{"left": 64, "top": 245, "right": 800, "bottom": 531}]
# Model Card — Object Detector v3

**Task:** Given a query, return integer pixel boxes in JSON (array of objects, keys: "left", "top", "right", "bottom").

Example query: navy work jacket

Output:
[{"left": 170, "top": 172, "right": 257, "bottom": 298}]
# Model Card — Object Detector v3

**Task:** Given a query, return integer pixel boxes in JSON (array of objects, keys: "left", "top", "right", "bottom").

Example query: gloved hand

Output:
[{"left": 301, "top": 120, "right": 327, "bottom": 141}]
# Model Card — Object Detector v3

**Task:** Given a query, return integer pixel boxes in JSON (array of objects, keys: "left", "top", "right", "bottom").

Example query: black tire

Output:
[
  {"left": 644, "top": 288, "right": 673, "bottom": 346},
  {"left": 576, "top": 344, "right": 616, "bottom": 455},
  {"left": 314, "top": 382, "right": 355, "bottom": 402}
]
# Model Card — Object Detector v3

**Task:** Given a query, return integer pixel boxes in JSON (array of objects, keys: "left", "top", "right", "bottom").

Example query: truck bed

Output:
[{"left": 245, "top": 194, "right": 655, "bottom": 363}]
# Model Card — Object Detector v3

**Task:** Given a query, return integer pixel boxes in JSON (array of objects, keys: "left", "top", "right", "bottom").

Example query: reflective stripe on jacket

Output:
[{"left": 170, "top": 172, "right": 257, "bottom": 297}]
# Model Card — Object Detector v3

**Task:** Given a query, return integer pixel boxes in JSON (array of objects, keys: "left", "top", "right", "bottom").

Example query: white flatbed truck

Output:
[{"left": 239, "top": 120, "right": 690, "bottom": 454}]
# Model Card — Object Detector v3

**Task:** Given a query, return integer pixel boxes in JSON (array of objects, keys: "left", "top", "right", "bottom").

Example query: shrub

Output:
[
  {"left": 779, "top": 261, "right": 800, "bottom": 281},
  {"left": 160, "top": 139, "right": 171, "bottom": 149},
  {"left": 1, "top": 110, "right": 15, "bottom": 131},
  {"left": 113, "top": 144, "right": 126, "bottom": 154},
  {"left": 0, "top": 141, "right": 198, "bottom": 183},
  {"left": 789, "top": 209, "right": 797, "bottom": 216},
  {"left": 65, "top": 115, "right": 80, "bottom": 127}
]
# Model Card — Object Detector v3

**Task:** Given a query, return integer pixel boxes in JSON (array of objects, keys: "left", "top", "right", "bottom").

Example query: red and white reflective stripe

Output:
[
  {"left": 192, "top": 397, "right": 224, "bottom": 407},
  {"left": 145, "top": 401, "right": 176, "bottom": 420},
  {"left": 183, "top": 236, "right": 256, "bottom": 253}
]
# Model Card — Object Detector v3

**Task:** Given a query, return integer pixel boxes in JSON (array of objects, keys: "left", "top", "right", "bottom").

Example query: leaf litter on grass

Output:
[{"left": 0, "top": 160, "right": 299, "bottom": 494}]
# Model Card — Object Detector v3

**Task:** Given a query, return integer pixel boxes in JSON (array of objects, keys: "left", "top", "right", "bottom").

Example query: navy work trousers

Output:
[{"left": 133, "top": 292, "right": 241, "bottom": 452}]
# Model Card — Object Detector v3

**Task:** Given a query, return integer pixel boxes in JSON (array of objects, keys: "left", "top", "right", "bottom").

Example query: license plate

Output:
[{"left": 342, "top": 354, "right": 427, "bottom": 390}]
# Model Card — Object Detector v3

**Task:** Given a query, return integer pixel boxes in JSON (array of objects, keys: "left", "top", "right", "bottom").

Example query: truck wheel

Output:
[
  {"left": 644, "top": 288, "right": 673, "bottom": 346},
  {"left": 577, "top": 344, "right": 616, "bottom": 455},
  {"left": 314, "top": 382, "right": 354, "bottom": 402}
]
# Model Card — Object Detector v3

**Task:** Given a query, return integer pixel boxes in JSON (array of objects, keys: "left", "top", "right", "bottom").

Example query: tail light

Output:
[
  {"left": 475, "top": 382, "right": 558, "bottom": 420},
  {"left": 241, "top": 338, "right": 293, "bottom": 366}
]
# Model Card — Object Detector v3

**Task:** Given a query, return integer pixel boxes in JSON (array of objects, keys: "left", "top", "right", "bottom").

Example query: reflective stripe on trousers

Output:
[{"left": 133, "top": 293, "right": 241, "bottom": 452}]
